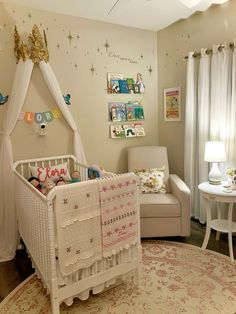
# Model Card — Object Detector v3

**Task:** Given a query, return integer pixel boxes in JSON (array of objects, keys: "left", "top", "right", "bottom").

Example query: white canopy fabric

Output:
[{"left": 0, "top": 59, "right": 86, "bottom": 262}]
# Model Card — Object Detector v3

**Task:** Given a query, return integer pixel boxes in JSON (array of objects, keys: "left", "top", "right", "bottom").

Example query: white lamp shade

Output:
[{"left": 204, "top": 141, "right": 226, "bottom": 162}]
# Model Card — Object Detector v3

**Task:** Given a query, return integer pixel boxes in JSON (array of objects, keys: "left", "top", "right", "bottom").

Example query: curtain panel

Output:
[{"left": 185, "top": 44, "right": 236, "bottom": 223}]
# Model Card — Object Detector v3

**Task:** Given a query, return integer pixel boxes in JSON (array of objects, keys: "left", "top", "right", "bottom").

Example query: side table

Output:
[{"left": 198, "top": 182, "right": 236, "bottom": 262}]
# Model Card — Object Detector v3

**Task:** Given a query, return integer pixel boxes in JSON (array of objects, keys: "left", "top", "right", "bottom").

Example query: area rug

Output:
[{"left": 1, "top": 241, "right": 236, "bottom": 314}]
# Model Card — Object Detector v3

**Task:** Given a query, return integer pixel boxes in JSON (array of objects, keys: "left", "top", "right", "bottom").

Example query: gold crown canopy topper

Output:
[{"left": 14, "top": 24, "right": 49, "bottom": 63}]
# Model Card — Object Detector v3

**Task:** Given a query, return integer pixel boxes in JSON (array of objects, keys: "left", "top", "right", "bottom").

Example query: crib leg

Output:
[
  {"left": 51, "top": 279, "right": 60, "bottom": 314},
  {"left": 137, "top": 245, "right": 142, "bottom": 287}
]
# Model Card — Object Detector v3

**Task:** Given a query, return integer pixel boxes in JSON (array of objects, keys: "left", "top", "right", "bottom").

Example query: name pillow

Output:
[
  {"left": 29, "top": 162, "right": 71, "bottom": 183},
  {"left": 134, "top": 167, "right": 166, "bottom": 194}
]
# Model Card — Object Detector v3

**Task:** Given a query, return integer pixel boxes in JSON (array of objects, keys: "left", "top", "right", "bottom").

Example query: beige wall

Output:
[
  {"left": 157, "top": 0, "right": 234, "bottom": 179},
  {"left": 0, "top": 3, "right": 158, "bottom": 173}
]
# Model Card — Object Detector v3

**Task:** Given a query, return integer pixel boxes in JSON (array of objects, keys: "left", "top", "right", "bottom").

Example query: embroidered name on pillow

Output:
[{"left": 29, "top": 162, "right": 71, "bottom": 182}]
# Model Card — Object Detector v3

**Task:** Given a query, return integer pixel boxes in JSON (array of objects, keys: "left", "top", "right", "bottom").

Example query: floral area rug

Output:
[{"left": 1, "top": 241, "right": 236, "bottom": 314}]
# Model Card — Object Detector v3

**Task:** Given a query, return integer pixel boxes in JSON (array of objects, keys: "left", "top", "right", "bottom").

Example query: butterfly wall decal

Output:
[
  {"left": 63, "top": 94, "right": 71, "bottom": 105},
  {"left": 0, "top": 93, "right": 9, "bottom": 105}
]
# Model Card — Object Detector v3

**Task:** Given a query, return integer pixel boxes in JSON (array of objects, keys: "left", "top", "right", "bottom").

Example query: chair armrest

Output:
[{"left": 169, "top": 174, "right": 191, "bottom": 236}]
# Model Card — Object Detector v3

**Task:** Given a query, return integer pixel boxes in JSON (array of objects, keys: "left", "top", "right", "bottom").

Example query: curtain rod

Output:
[{"left": 184, "top": 42, "right": 234, "bottom": 60}]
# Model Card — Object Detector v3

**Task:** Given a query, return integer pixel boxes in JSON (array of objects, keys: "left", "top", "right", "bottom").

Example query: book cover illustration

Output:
[
  {"left": 126, "top": 78, "right": 135, "bottom": 93},
  {"left": 134, "top": 122, "right": 145, "bottom": 136},
  {"left": 126, "top": 104, "right": 136, "bottom": 121},
  {"left": 124, "top": 124, "right": 136, "bottom": 138},
  {"left": 134, "top": 104, "right": 144, "bottom": 120},
  {"left": 110, "top": 125, "right": 125, "bottom": 139},
  {"left": 111, "top": 79, "right": 120, "bottom": 93},
  {"left": 109, "top": 102, "right": 127, "bottom": 122},
  {"left": 118, "top": 79, "right": 129, "bottom": 94},
  {"left": 107, "top": 72, "right": 123, "bottom": 93}
]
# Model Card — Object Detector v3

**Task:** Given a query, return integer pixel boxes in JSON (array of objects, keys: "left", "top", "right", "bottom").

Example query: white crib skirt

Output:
[{"left": 56, "top": 244, "right": 138, "bottom": 304}]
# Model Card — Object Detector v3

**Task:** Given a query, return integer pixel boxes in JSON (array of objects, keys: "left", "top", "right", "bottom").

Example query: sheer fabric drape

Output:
[
  {"left": 39, "top": 61, "right": 87, "bottom": 164},
  {"left": 0, "top": 59, "right": 33, "bottom": 261},
  {"left": 184, "top": 44, "right": 236, "bottom": 223},
  {"left": 0, "top": 60, "right": 86, "bottom": 262}
]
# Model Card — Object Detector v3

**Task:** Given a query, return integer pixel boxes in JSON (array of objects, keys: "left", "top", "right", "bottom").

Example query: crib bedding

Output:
[{"left": 14, "top": 155, "right": 141, "bottom": 314}]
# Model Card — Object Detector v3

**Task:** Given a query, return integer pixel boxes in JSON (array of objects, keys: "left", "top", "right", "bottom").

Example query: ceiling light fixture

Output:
[
  {"left": 179, "top": 0, "right": 202, "bottom": 8},
  {"left": 180, "top": 0, "right": 228, "bottom": 8}
]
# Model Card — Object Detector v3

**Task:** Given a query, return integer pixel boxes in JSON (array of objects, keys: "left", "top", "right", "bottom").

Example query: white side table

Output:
[{"left": 198, "top": 182, "right": 236, "bottom": 262}]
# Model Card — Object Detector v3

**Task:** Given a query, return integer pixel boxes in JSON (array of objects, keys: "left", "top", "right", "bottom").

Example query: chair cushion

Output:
[{"left": 139, "top": 193, "right": 181, "bottom": 218}]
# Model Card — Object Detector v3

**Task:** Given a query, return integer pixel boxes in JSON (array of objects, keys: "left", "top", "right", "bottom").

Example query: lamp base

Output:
[
  {"left": 209, "top": 179, "right": 221, "bottom": 185},
  {"left": 208, "top": 162, "right": 222, "bottom": 185}
]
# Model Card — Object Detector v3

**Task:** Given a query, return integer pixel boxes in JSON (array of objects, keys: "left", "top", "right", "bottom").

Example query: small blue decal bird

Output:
[
  {"left": 0, "top": 93, "right": 9, "bottom": 105},
  {"left": 63, "top": 94, "right": 71, "bottom": 105}
]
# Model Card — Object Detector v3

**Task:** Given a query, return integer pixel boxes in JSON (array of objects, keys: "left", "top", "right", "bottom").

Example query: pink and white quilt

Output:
[{"left": 98, "top": 173, "right": 139, "bottom": 257}]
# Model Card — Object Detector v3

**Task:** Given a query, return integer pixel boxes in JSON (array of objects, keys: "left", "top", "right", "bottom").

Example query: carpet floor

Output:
[{"left": 1, "top": 240, "right": 236, "bottom": 314}]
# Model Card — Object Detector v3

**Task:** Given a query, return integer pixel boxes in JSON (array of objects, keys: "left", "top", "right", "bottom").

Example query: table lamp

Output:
[{"left": 204, "top": 141, "right": 226, "bottom": 185}]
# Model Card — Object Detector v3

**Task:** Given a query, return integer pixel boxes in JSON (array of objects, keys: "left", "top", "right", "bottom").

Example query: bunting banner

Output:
[{"left": 19, "top": 107, "right": 62, "bottom": 123}]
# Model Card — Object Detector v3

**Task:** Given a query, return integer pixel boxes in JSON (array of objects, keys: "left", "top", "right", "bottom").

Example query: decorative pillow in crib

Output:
[
  {"left": 29, "top": 162, "right": 71, "bottom": 183},
  {"left": 134, "top": 167, "right": 166, "bottom": 194}
]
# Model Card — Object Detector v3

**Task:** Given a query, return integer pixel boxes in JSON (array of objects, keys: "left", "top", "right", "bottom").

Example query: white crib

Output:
[{"left": 13, "top": 155, "right": 142, "bottom": 314}]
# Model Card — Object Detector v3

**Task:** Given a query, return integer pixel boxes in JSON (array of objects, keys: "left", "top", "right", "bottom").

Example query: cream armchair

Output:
[{"left": 127, "top": 146, "right": 190, "bottom": 237}]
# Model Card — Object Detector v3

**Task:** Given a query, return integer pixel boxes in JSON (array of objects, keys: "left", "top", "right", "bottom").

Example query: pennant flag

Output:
[
  {"left": 34, "top": 112, "right": 44, "bottom": 124},
  {"left": 51, "top": 107, "right": 62, "bottom": 119},
  {"left": 24, "top": 112, "right": 34, "bottom": 123},
  {"left": 44, "top": 111, "right": 54, "bottom": 122},
  {"left": 18, "top": 111, "right": 25, "bottom": 121}
]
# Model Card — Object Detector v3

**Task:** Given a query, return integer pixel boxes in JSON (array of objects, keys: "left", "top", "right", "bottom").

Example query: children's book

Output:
[
  {"left": 126, "top": 103, "right": 136, "bottom": 121},
  {"left": 107, "top": 72, "right": 123, "bottom": 93},
  {"left": 111, "top": 79, "right": 120, "bottom": 93},
  {"left": 124, "top": 124, "right": 136, "bottom": 138},
  {"left": 110, "top": 125, "right": 126, "bottom": 139},
  {"left": 126, "top": 78, "right": 135, "bottom": 92},
  {"left": 109, "top": 102, "right": 127, "bottom": 122},
  {"left": 134, "top": 122, "right": 145, "bottom": 136},
  {"left": 118, "top": 80, "right": 129, "bottom": 93},
  {"left": 134, "top": 105, "right": 144, "bottom": 120}
]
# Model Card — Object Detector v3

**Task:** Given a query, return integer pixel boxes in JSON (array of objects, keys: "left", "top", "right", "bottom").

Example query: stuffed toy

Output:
[
  {"left": 70, "top": 170, "right": 81, "bottom": 183},
  {"left": 44, "top": 178, "right": 55, "bottom": 194},
  {"left": 28, "top": 176, "right": 42, "bottom": 192},
  {"left": 56, "top": 176, "right": 66, "bottom": 186}
]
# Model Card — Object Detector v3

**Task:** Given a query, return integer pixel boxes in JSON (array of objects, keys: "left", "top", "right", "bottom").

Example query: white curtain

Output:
[
  {"left": 39, "top": 61, "right": 87, "bottom": 164},
  {"left": 0, "top": 59, "right": 34, "bottom": 262},
  {"left": 185, "top": 43, "right": 236, "bottom": 222},
  {"left": 0, "top": 60, "right": 87, "bottom": 262},
  {"left": 184, "top": 52, "right": 197, "bottom": 217}
]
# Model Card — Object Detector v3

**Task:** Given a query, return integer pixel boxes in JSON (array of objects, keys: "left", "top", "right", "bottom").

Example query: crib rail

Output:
[
  {"left": 14, "top": 154, "right": 88, "bottom": 181},
  {"left": 15, "top": 173, "right": 53, "bottom": 290}
]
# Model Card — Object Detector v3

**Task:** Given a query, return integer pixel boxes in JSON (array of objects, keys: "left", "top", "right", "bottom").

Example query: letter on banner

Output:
[
  {"left": 51, "top": 107, "right": 62, "bottom": 119},
  {"left": 24, "top": 112, "right": 34, "bottom": 123},
  {"left": 18, "top": 111, "right": 25, "bottom": 121},
  {"left": 44, "top": 111, "right": 53, "bottom": 122},
  {"left": 34, "top": 112, "right": 44, "bottom": 123}
]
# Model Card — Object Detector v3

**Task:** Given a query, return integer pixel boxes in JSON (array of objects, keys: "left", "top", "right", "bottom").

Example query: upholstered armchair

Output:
[{"left": 127, "top": 146, "right": 190, "bottom": 237}]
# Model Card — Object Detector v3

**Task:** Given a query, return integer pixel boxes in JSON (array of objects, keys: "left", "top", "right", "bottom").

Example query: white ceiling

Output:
[{"left": 2, "top": 0, "right": 229, "bottom": 31}]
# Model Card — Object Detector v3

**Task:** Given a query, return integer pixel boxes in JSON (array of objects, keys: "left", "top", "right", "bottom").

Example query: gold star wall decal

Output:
[
  {"left": 74, "top": 63, "right": 78, "bottom": 69},
  {"left": 148, "top": 65, "right": 153, "bottom": 76},
  {"left": 28, "top": 13, "right": 32, "bottom": 19},
  {"left": 67, "top": 30, "right": 73, "bottom": 45},
  {"left": 77, "top": 35, "right": 80, "bottom": 41},
  {"left": 56, "top": 43, "right": 60, "bottom": 49},
  {"left": 90, "top": 64, "right": 95, "bottom": 75},
  {"left": 104, "top": 39, "right": 110, "bottom": 52}
]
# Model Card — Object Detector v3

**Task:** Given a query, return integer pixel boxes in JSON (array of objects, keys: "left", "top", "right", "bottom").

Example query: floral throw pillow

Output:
[{"left": 134, "top": 167, "right": 166, "bottom": 194}]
